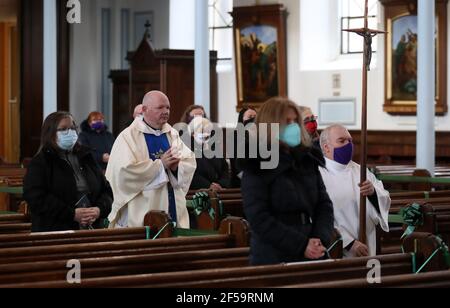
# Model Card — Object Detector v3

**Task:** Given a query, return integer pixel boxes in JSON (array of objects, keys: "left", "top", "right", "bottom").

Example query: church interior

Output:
[{"left": 1, "top": 0, "right": 450, "bottom": 290}]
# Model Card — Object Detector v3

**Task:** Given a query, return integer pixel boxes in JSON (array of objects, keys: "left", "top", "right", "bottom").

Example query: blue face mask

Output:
[
  {"left": 280, "top": 123, "right": 302, "bottom": 148},
  {"left": 57, "top": 130, "right": 78, "bottom": 151}
]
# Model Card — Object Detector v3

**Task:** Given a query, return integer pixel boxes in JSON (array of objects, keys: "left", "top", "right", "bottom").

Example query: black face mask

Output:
[{"left": 243, "top": 118, "right": 256, "bottom": 126}]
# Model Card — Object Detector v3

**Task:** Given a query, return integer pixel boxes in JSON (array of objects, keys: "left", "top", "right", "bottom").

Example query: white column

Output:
[
  {"left": 195, "top": 0, "right": 210, "bottom": 116},
  {"left": 417, "top": 0, "right": 436, "bottom": 175},
  {"left": 43, "top": 0, "right": 58, "bottom": 119},
  {"left": 170, "top": 0, "right": 195, "bottom": 50}
]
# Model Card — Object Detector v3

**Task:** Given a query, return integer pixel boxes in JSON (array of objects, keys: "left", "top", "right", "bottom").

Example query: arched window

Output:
[{"left": 341, "top": 0, "right": 378, "bottom": 54}]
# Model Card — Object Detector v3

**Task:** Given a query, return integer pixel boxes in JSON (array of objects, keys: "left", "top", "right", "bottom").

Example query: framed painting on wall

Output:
[
  {"left": 380, "top": 0, "right": 448, "bottom": 115},
  {"left": 231, "top": 5, "right": 287, "bottom": 111}
]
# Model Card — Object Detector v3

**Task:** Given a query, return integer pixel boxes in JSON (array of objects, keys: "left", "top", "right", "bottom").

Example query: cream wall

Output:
[
  {"left": 70, "top": 0, "right": 450, "bottom": 131},
  {"left": 224, "top": 0, "right": 450, "bottom": 131}
]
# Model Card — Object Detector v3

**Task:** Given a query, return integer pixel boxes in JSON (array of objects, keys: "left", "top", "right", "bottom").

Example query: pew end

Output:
[
  {"left": 328, "top": 229, "right": 343, "bottom": 259},
  {"left": 218, "top": 216, "right": 250, "bottom": 248},
  {"left": 403, "top": 232, "right": 450, "bottom": 272},
  {"left": 412, "top": 203, "right": 438, "bottom": 234},
  {"left": 143, "top": 211, "right": 174, "bottom": 239},
  {"left": 410, "top": 169, "right": 432, "bottom": 191},
  {"left": 18, "top": 201, "right": 29, "bottom": 216}
]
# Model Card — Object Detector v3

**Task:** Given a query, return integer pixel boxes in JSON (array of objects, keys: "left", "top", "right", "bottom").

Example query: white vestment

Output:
[
  {"left": 106, "top": 118, "right": 196, "bottom": 229},
  {"left": 319, "top": 158, "right": 390, "bottom": 257}
]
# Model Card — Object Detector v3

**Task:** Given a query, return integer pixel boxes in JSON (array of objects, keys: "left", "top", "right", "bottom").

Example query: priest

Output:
[
  {"left": 319, "top": 124, "right": 390, "bottom": 257},
  {"left": 106, "top": 91, "right": 196, "bottom": 228}
]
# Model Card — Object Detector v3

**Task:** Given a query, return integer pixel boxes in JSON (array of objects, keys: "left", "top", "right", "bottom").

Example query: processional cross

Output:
[{"left": 342, "top": 0, "right": 386, "bottom": 245}]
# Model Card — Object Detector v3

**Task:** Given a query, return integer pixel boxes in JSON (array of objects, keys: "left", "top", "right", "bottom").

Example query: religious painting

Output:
[
  {"left": 381, "top": 0, "right": 448, "bottom": 115},
  {"left": 238, "top": 25, "right": 279, "bottom": 102},
  {"left": 231, "top": 5, "right": 287, "bottom": 111},
  {"left": 390, "top": 15, "right": 419, "bottom": 101}
]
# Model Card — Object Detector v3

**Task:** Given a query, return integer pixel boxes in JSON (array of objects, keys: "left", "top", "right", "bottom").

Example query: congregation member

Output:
[
  {"left": 319, "top": 124, "right": 391, "bottom": 257},
  {"left": 241, "top": 97, "right": 334, "bottom": 265},
  {"left": 79, "top": 111, "right": 115, "bottom": 171},
  {"left": 189, "top": 117, "right": 231, "bottom": 192},
  {"left": 24, "top": 112, "right": 113, "bottom": 232},
  {"left": 299, "top": 106, "right": 320, "bottom": 151}
]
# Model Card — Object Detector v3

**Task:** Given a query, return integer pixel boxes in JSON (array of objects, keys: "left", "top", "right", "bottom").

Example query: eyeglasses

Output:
[
  {"left": 57, "top": 126, "right": 78, "bottom": 135},
  {"left": 304, "top": 116, "right": 318, "bottom": 124}
]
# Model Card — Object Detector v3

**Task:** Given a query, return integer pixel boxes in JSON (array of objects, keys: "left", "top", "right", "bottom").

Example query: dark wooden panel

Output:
[
  {"left": 20, "top": 0, "right": 70, "bottom": 159},
  {"left": 110, "top": 32, "right": 218, "bottom": 136},
  {"left": 20, "top": 0, "right": 43, "bottom": 159},
  {"left": 350, "top": 130, "right": 450, "bottom": 165},
  {"left": 164, "top": 58, "right": 195, "bottom": 125}
]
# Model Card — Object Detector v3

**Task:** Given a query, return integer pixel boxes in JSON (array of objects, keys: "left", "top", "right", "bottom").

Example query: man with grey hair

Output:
[
  {"left": 106, "top": 91, "right": 197, "bottom": 229},
  {"left": 319, "top": 124, "right": 390, "bottom": 258}
]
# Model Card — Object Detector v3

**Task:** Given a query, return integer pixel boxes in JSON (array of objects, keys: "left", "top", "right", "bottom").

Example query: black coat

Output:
[
  {"left": 78, "top": 120, "right": 115, "bottom": 170},
  {"left": 23, "top": 145, "right": 113, "bottom": 232},
  {"left": 241, "top": 146, "right": 334, "bottom": 265},
  {"left": 190, "top": 154, "right": 231, "bottom": 191}
]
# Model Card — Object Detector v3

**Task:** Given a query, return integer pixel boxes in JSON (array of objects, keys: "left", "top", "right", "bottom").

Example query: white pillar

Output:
[
  {"left": 170, "top": 0, "right": 195, "bottom": 50},
  {"left": 417, "top": 0, "right": 436, "bottom": 175},
  {"left": 195, "top": 0, "right": 210, "bottom": 116},
  {"left": 43, "top": 0, "right": 58, "bottom": 119}
]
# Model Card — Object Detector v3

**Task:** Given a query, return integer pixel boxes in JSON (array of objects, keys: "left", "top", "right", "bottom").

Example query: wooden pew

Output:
[
  {"left": 0, "top": 247, "right": 251, "bottom": 285},
  {"left": 284, "top": 233, "right": 450, "bottom": 288},
  {"left": 0, "top": 213, "right": 251, "bottom": 265},
  {"left": 0, "top": 167, "right": 25, "bottom": 212},
  {"left": 190, "top": 188, "right": 450, "bottom": 257},
  {"left": 1, "top": 232, "right": 443, "bottom": 288},
  {"left": 390, "top": 190, "right": 450, "bottom": 200},
  {"left": 284, "top": 270, "right": 450, "bottom": 288}
]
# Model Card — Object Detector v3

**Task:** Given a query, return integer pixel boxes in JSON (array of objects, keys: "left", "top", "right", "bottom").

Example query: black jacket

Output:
[
  {"left": 241, "top": 146, "right": 334, "bottom": 265},
  {"left": 78, "top": 120, "right": 115, "bottom": 170},
  {"left": 23, "top": 145, "right": 113, "bottom": 232},
  {"left": 189, "top": 139, "right": 231, "bottom": 190}
]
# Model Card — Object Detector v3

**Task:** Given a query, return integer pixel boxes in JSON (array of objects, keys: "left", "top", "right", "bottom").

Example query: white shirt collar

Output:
[
  {"left": 325, "top": 157, "right": 352, "bottom": 172},
  {"left": 132, "top": 117, "right": 172, "bottom": 136}
]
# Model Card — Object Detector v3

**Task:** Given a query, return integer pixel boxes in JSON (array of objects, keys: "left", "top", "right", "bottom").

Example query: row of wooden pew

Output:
[
  {"left": 3, "top": 186, "right": 450, "bottom": 255},
  {"left": 0, "top": 225, "right": 447, "bottom": 288},
  {"left": 0, "top": 207, "right": 449, "bottom": 287},
  {"left": 2, "top": 166, "right": 450, "bottom": 288}
]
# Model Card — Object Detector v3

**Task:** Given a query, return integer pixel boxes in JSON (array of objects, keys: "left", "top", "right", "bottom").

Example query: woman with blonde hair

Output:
[
  {"left": 241, "top": 97, "right": 334, "bottom": 265},
  {"left": 298, "top": 106, "right": 321, "bottom": 150}
]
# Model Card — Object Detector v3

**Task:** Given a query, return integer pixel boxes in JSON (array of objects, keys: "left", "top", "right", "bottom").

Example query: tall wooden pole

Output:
[{"left": 343, "top": 0, "right": 385, "bottom": 245}]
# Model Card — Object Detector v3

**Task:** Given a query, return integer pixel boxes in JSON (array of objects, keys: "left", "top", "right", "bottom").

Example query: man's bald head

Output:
[
  {"left": 320, "top": 124, "right": 353, "bottom": 161},
  {"left": 142, "top": 91, "right": 170, "bottom": 107},
  {"left": 142, "top": 91, "right": 171, "bottom": 129}
]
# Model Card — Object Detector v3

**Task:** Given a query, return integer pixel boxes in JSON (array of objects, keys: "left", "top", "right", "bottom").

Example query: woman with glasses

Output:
[
  {"left": 299, "top": 106, "right": 321, "bottom": 151},
  {"left": 23, "top": 112, "right": 113, "bottom": 232}
]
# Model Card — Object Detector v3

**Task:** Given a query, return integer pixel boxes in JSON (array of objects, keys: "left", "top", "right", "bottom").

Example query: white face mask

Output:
[
  {"left": 194, "top": 133, "right": 210, "bottom": 144},
  {"left": 57, "top": 130, "right": 78, "bottom": 151}
]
